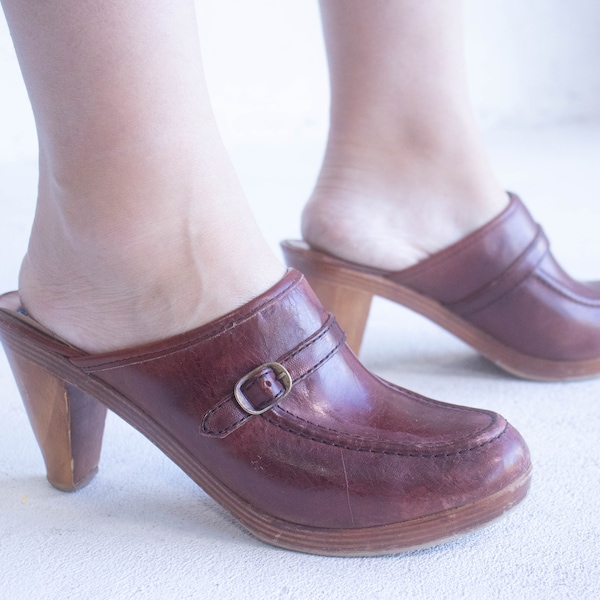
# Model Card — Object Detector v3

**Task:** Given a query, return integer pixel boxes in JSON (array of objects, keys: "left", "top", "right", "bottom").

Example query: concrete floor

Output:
[{"left": 1, "top": 124, "right": 600, "bottom": 599}]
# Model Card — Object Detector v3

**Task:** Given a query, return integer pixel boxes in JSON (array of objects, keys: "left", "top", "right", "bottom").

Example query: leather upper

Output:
[
  {"left": 390, "top": 194, "right": 600, "bottom": 361},
  {"left": 64, "top": 269, "right": 530, "bottom": 529}
]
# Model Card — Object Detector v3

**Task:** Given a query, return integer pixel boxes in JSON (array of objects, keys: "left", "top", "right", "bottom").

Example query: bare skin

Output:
[
  {"left": 303, "top": 0, "right": 508, "bottom": 270},
  {"left": 2, "top": 0, "right": 284, "bottom": 352},
  {"left": 1, "top": 0, "right": 507, "bottom": 353}
]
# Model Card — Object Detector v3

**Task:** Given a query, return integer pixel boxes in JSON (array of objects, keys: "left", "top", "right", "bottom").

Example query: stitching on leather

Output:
[
  {"left": 291, "top": 335, "right": 344, "bottom": 384},
  {"left": 274, "top": 395, "right": 497, "bottom": 447},
  {"left": 202, "top": 337, "right": 344, "bottom": 435},
  {"left": 201, "top": 411, "right": 251, "bottom": 436},
  {"left": 262, "top": 416, "right": 509, "bottom": 458},
  {"left": 535, "top": 272, "right": 600, "bottom": 307},
  {"left": 201, "top": 320, "right": 343, "bottom": 435},
  {"left": 238, "top": 315, "right": 334, "bottom": 394},
  {"left": 82, "top": 272, "right": 303, "bottom": 370},
  {"left": 284, "top": 317, "right": 335, "bottom": 361},
  {"left": 449, "top": 228, "right": 548, "bottom": 316}
]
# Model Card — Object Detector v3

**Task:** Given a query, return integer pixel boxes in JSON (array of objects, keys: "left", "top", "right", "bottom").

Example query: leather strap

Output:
[
  {"left": 201, "top": 314, "right": 346, "bottom": 438},
  {"left": 446, "top": 226, "right": 549, "bottom": 317}
]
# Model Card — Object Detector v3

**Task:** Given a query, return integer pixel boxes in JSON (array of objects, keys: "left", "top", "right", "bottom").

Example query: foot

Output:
[
  {"left": 19, "top": 235, "right": 285, "bottom": 355},
  {"left": 19, "top": 231, "right": 285, "bottom": 355},
  {"left": 302, "top": 142, "right": 509, "bottom": 271},
  {"left": 18, "top": 165, "right": 285, "bottom": 354}
]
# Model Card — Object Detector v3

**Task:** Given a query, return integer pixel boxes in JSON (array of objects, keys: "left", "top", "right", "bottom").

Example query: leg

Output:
[
  {"left": 284, "top": 0, "right": 600, "bottom": 376},
  {"left": 0, "top": 0, "right": 532, "bottom": 554},
  {"left": 1, "top": 0, "right": 284, "bottom": 352},
  {"left": 303, "top": 0, "right": 508, "bottom": 270}
]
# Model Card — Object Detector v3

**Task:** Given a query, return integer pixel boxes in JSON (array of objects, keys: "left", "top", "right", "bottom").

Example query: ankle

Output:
[
  {"left": 19, "top": 232, "right": 284, "bottom": 353},
  {"left": 20, "top": 172, "right": 285, "bottom": 353},
  {"left": 302, "top": 139, "right": 508, "bottom": 271}
]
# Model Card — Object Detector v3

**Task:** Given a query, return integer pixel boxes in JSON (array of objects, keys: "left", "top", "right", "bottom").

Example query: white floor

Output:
[{"left": 1, "top": 124, "right": 600, "bottom": 599}]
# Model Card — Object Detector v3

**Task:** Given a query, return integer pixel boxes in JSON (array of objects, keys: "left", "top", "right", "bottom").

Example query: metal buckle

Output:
[{"left": 233, "top": 362, "right": 292, "bottom": 415}]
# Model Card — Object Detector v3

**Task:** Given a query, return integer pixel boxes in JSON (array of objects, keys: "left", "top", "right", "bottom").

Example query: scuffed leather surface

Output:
[
  {"left": 71, "top": 270, "right": 530, "bottom": 528},
  {"left": 390, "top": 194, "right": 600, "bottom": 361},
  {"left": 201, "top": 314, "right": 346, "bottom": 437}
]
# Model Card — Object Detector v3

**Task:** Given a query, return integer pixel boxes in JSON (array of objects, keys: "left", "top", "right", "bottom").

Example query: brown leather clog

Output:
[
  {"left": 282, "top": 194, "right": 600, "bottom": 381},
  {"left": 0, "top": 270, "right": 531, "bottom": 556}
]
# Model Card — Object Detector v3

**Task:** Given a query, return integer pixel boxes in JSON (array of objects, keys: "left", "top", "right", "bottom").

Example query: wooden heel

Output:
[
  {"left": 304, "top": 273, "right": 373, "bottom": 355},
  {"left": 3, "top": 347, "right": 107, "bottom": 492},
  {"left": 280, "top": 241, "right": 375, "bottom": 354}
]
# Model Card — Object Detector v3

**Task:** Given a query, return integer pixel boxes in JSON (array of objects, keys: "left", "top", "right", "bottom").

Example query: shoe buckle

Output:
[{"left": 234, "top": 362, "right": 293, "bottom": 415}]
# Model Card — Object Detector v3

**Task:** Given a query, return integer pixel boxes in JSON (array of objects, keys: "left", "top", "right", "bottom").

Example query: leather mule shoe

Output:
[
  {"left": 0, "top": 269, "right": 531, "bottom": 556},
  {"left": 282, "top": 194, "right": 600, "bottom": 381}
]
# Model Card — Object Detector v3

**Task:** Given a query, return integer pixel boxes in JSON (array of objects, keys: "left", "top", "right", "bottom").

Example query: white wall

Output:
[
  {"left": 0, "top": 13, "right": 37, "bottom": 162},
  {"left": 465, "top": 0, "right": 600, "bottom": 127},
  {"left": 1, "top": 0, "right": 600, "bottom": 162}
]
